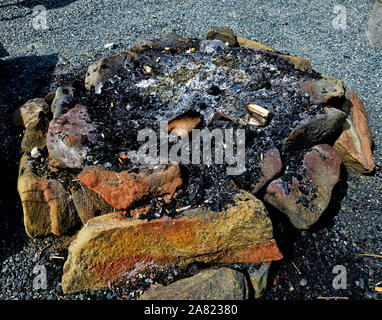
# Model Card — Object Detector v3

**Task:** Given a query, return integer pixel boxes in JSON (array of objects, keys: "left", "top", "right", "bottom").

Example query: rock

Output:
[
  {"left": 282, "top": 107, "right": 347, "bottom": 151},
  {"left": 21, "top": 113, "right": 50, "bottom": 153},
  {"left": 51, "top": 86, "right": 75, "bottom": 118},
  {"left": 265, "top": 144, "right": 342, "bottom": 229},
  {"left": 138, "top": 268, "right": 249, "bottom": 300},
  {"left": 85, "top": 52, "right": 134, "bottom": 93},
  {"left": 301, "top": 77, "right": 345, "bottom": 105},
  {"left": 62, "top": 192, "right": 282, "bottom": 293},
  {"left": 278, "top": 54, "right": 312, "bottom": 71},
  {"left": 334, "top": 90, "right": 375, "bottom": 173},
  {"left": 71, "top": 183, "right": 114, "bottom": 225},
  {"left": 77, "top": 164, "right": 183, "bottom": 209},
  {"left": 17, "top": 154, "right": 80, "bottom": 238},
  {"left": 44, "top": 91, "right": 56, "bottom": 106},
  {"left": 206, "top": 27, "right": 237, "bottom": 47},
  {"left": 252, "top": 148, "right": 283, "bottom": 193},
  {"left": 236, "top": 36, "right": 275, "bottom": 52},
  {"left": 47, "top": 104, "right": 97, "bottom": 168},
  {"left": 11, "top": 98, "right": 50, "bottom": 129},
  {"left": 367, "top": 1, "right": 382, "bottom": 47},
  {"left": 248, "top": 263, "right": 271, "bottom": 299}
]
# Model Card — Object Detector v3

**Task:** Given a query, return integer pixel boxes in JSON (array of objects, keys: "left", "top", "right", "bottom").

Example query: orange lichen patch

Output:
[
  {"left": 219, "top": 240, "right": 283, "bottom": 264},
  {"left": 78, "top": 164, "right": 182, "bottom": 209},
  {"left": 167, "top": 112, "right": 202, "bottom": 138}
]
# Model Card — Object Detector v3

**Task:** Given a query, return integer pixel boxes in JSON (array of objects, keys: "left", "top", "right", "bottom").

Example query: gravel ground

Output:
[{"left": 0, "top": 0, "right": 381, "bottom": 300}]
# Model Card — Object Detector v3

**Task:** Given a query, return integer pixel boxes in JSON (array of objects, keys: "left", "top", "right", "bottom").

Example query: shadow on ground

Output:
[
  {"left": 0, "top": 53, "right": 58, "bottom": 263},
  {"left": 0, "top": 0, "right": 78, "bottom": 21}
]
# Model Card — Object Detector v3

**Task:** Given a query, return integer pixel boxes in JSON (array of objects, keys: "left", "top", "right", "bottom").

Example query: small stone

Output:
[
  {"left": 206, "top": 27, "right": 237, "bottom": 47},
  {"left": 299, "top": 278, "right": 308, "bottom": 286},
  {"left": 30, "top": 147, "right": 41, "bottom": 158}
]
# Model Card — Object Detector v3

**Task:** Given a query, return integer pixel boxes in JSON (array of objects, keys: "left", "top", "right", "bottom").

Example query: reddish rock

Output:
[
  {"left": 265, "top": 144, "right": 341, "bottom": 229},
  {"left": 77, "top": 164, "right": 183, "bottom": 209},
  {"left": 252, "top": 148, "right": 283, "bottom": 194},
  {"left": 334, "top": 90, "right": 375, "bottom": 173},
  {"left": 47, "top": 104, "right": 97, "bottom": 168},
  {"left": 62, "top": 192, "right": 282, "bottom": 293}
]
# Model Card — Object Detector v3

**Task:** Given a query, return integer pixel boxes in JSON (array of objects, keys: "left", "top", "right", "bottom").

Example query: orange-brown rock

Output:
[
  {"left": 236, "top": 36, "right": 275, "bottom": 52},
  {"left": 62, "top": 192, "right": 282, "bottom": 293},
  {"left": 77, "top": 164, "right": 182, "bottom": 209},
  {"left": 17, "top": 154, "right": 81, "bottom": 238},
  {"left": 278, "top": 54, "right": 312, "bottom": 71},
  {"left": 334, "top": 90, "right": 375, "bottom": 173}
]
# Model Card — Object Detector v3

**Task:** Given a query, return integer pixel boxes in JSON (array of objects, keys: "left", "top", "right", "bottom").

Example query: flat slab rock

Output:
[
  {"left": 47, "top": 104, "right": 97, "bottom": 168},
  {"left": 138, "top": 268, "right": 249, "bottom": 300},
  {"left": 62, "top": 192, "right": 282, "bottom": 293},
  {"left": 77, "top": 164, "right": 182, "bottom": 210},
  {"left": 265, "top": 144, "right": 342, "bottom": 230}
]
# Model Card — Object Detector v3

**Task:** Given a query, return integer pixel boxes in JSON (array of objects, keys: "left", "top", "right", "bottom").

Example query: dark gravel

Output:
[{"left": 0, "top": 0, "right": 381, "bottom": 300}]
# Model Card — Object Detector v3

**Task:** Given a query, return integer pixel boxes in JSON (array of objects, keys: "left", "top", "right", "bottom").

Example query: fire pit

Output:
[{"left": 15, "top": 28, "right": 375, "bottom": 299}]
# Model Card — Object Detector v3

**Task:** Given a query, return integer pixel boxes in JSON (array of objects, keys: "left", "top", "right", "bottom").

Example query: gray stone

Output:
[
  {"left": 282, "top": 107, "right": 347, "bottom": 152},
  {"left": 51, "top": 86, "right": 75, "bottom": 118},
  {"left": 85, "top": 52, "right": 134, "bottom": 93},
  {"left": 139, "top": 268, "right": 249, "bottom": 300},
  {"left": 248, "top": 263, "right": 271, "bottom": 299}
]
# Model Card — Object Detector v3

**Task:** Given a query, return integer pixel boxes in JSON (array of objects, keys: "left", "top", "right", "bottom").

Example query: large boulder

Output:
[
  {"left": 62, "top": 192, "right": 282, "bottom": 293},
  {"left": 265, "top": 144, "right": 342, "bottom": 229},
  {"left": 17, "top": 154, "right": 80, "bottom": 238},
  {"left": 334, "top": 90, "right": 375, "bottom": 173},
  {"left": 47, "top": 104, "right": 97, "bottom": 168},
  {"left": 77, "top": 164, "right": 183, "bottom": 210},
  {"left": 138, "top": 268, "right": 249, "bottom": 300}
]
